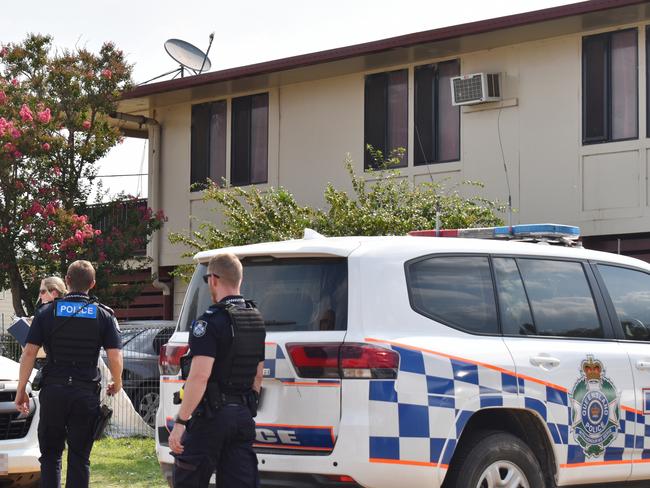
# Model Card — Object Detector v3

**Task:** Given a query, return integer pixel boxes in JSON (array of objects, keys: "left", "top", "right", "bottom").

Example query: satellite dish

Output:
[
  {"left": 140, "top": 34, "right": 215, "bottom": 85},
  {"left": 165, "top": 39, "right": 212, "bottom": 73}
]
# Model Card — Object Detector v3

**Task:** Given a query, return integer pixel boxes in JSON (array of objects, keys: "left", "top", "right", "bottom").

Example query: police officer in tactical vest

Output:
[
  {"left": 15, "top": 260, "right": 123, "bottom": 488},
  {"left": 169, "top": 253, "right": 266, "bottom": 487}
]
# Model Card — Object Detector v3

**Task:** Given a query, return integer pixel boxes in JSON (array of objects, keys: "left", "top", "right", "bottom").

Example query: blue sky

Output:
[{"left": 4, "top": 0, "right": 578, "bottom": 200}]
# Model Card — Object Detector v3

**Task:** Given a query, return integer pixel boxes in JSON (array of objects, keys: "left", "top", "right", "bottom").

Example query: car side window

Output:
[
  {"left": 493, "top": 257, "right": 536, "bottom": 336},
  {"left": 408, "top": 255, "right": 498, "bottom": 334},
  {"left": 597, "top": 264, "right": 650, "bottom": 341},
  {"left": 516, "top": 258, "right": 603, "bottom": 338}
]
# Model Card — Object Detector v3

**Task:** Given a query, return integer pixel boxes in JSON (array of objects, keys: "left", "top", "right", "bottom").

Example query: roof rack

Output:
[{"left": 408, "top": 223, "right": 581, "bottom": 247}]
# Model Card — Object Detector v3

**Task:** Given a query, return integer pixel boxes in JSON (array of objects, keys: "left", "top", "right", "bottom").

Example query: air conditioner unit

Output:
[{"left": 450, "top": 73, "right": 501, "bottom": 106}]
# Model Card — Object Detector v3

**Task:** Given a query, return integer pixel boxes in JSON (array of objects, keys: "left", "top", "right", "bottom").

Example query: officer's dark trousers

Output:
[
  {"left": 37, "top": 384, "right": 100, "bottom": 488},
  {"left": 173, "top": 404, "right": 259, "bottom": 488}
]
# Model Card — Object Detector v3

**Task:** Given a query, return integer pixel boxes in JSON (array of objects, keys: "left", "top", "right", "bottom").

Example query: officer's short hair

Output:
[
  {"left": 66, "top": 260, "right": 96, "bottom": 292},
  {"left": 208, "top": 253, "right": 242, "bottom": 288}
]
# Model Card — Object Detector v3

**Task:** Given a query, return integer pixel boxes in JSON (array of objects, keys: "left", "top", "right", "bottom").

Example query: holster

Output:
[
  {"left": 93, "top": 404, "right": 113, "bottom": 440},
  {"left": 245, "top": 390, "right": 260, "bottom": 418},
  {"left": 31, "top": 369, "right": 43, "bottom": 391}
]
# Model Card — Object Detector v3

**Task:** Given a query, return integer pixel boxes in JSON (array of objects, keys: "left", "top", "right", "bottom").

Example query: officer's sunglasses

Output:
[
  {"left": 39, "top": 288, "right": 50, "bottom": 295},
  {"left": 202, "top": 273, "right": 220, "bottom": 284}
]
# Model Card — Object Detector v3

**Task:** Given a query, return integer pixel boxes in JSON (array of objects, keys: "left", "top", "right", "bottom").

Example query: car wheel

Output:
[
  {"left": 444, "top": 430, "right": 546, "bottom": 488},
  {"left": 136, "top": 389, "right": 159, "bottom": 428}
]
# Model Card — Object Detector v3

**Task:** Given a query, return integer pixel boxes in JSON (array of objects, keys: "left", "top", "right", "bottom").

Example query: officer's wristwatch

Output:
[{"left": 175, "top": 415, "right": 190, "bottom": 426}]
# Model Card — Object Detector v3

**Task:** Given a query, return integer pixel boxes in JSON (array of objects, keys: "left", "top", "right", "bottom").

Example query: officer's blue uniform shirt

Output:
[{"left": 26, "top": 292, "right": 122, "bottom": 382}]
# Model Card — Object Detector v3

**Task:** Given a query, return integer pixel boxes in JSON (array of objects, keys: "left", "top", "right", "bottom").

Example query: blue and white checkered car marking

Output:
[{"left": 367, "top": 339, "right": 648, "bottom": 475}]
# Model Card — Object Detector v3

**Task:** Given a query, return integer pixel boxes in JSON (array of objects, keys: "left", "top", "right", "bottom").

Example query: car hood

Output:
[{"left": 0, "top": 356, "right": 20, "bottom": 380}]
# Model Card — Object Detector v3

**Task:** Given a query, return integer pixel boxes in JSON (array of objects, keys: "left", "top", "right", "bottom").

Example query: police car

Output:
[
  {"left": 0, "top": 356, "right": 40, "bottom": 487},
  {"left": 156, "top": 224, "right": 650, "bottom": 487}
]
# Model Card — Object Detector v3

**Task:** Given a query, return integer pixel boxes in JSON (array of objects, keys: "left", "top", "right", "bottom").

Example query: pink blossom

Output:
[
  {"left": 82, "top": 120, "right": 91, "bottom": 130},
  {"left": 12, "top": 150, "right": 22, "bottom": 158},
  {"left": 42, "top": 142, "right": 50, "bottom": 151},
  {"left": 52, "top": 166, "right": 61, "bottom": 176},
  {"left": 3, "top": 142, "right": 15, "bottom": 153},
  {"left": 19, "top": 104, "right": 33, "bottom": 122},
  {"left": 0, "top": 227, "right": 7, "bottom": 234},
  {"left": 41, "top": 242, "right": 53, "bottom": 252},
  {"left": 47, "top": 221, "right": 55, "bottom": 227},
  {"left": 36, "top": 108, "right": 51, "bottom": 124},
  {"left": 94, "top": 229, "right": 102, "bottom": 236},
  {"left": 0, "top": 47, "right": 7, "bottom": 58},
  {"left": 10, "top": 128, "right": 21, "bottom": 139},
  {"left": 0, "top": 91, "right": 6, "bottom": 104},
  {"left": 11, "top": 79, "right": 18, "bottom": 87},
  {"left": 101, "top": 68, "right": 112, "bottom": 79}
]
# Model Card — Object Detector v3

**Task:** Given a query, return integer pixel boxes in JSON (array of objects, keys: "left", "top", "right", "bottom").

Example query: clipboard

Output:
[{"left": 7, "top": 318, "right": 31, "bottom": 347}]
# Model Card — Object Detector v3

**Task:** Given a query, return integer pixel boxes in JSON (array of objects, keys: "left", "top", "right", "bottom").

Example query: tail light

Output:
[
  {"left": 286, "top": 343, "right": 399, "bottom": 379},
  {"left": 159, "top": 343, "right": 190, "bottom": 375},
  {"left": 323, "top": 474, "right": 358, "bottom": 483}
]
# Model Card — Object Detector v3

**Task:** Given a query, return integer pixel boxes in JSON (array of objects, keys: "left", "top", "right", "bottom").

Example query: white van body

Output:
[{"left": 156, "top": 234, "right": 650, "bottom": 487}]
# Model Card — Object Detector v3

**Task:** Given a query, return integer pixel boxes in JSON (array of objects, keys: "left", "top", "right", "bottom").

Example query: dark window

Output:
[
  {"left": 179, "top": 258, "right": 348, "bottom": 333},
  {"left": 191, "top": 100, "right": 226, "bottom": 190},
  {"left": 583, "top": 29, "right": 638, "bottom": 144},
  {"left": 231, "top": 93, "right": 269, "bottom": 186},
  {"left": 493, "top": 258, "right": 536, "bottom": 336},
  {"left": 414, "top": 60, "right": 460, "bottom": 164},
  {"left": 407, "top": 256, "right": 497, "bottom": 334},
  {"left": 517, "top": 259, "right": 603, "bottom": 338},
  {"left": 364, "top": 69, "right": 407, "bottom": 169},
  {"left": 598, "top": 264, "right": 650, "bottom": 341}
]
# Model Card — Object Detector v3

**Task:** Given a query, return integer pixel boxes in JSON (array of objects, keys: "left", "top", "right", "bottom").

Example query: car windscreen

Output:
[{"left": 178, "top": 257, "right": 348, "bottom": 332}]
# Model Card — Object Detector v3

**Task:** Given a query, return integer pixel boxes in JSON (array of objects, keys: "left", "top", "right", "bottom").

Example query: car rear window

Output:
[
  {"left": 407, "top": 255, "right": 498, "bottom": 334},
  {"left": 179, "top": 257, "right": 348, "bottom": 332}
]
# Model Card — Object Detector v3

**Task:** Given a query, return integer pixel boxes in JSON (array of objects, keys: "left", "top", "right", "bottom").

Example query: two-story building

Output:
[{"left": 115, "top": 0, "right": 650, "bottom": 316}]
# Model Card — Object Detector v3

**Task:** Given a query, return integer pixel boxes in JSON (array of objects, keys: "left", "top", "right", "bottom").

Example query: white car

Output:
[
  {"left": 156, "top": 225, "right": 650, "bottom": 487},
  {"left": 0, "top": 357, "right": 40, "bottom": 487}
]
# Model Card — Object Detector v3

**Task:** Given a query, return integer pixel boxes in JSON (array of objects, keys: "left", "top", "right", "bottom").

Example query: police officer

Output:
[
  {"left": 169, "top": 253, "right": 265, "bottom": 487},
  {"left": 15, "top": 260, "right": 123, "bottom": 488}
]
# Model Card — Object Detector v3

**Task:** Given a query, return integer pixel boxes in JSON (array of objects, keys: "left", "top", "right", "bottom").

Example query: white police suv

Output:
[{"left": 156, "top": 224, "right": 650, "bottom": 487}]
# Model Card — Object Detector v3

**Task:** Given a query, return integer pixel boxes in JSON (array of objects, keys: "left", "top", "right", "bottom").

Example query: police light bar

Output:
[{"left": 409, "top": 223, "right": 580, "bottom": 241}]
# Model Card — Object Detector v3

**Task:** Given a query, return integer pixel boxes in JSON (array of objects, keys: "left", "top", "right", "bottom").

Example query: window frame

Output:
[
  {"left": 590, "top": 260, "right": 650, "bottom": 343},
  {"left": 413, "top": 59, "right": 461, "bottom": 165},
  {"left": 405, "top": 252, "right": 617, "bottom": 340},
  {"left": 231, "top": 92, "right": 269, "bottom": 187},
  {"left": 582, "top": 28, "right": 639, "bottom": 145},
  {"left": 190, "top": 99, "right": 227, "bottom": 190},
  {"left": 363, "top": 69, "right": 409, "bottom": 170}
]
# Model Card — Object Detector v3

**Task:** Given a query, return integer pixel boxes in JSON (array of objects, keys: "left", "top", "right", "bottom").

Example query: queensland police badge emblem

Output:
[
  {"left": 569, "top": 355, "right": 620, "bottom": 457},
  {"left": 192, "top": 320, "right": 207, "bottom": 338}
]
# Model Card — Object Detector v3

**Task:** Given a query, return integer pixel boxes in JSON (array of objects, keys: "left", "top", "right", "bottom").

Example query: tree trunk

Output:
[{"left": 8, "top": 260, "right": 28, "bottom": 317}]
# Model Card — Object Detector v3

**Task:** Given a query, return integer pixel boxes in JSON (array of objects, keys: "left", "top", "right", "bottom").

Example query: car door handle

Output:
[
  {"left": 636, "top": 360, "right": 650, "bottom": 371},
  {"left": 530, "top": 355, "right": 561, "bottom": 370}
]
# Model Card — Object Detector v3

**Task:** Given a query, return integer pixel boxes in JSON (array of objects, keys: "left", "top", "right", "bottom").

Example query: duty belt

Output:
[{"left": 42, "top": 376, "right": 99, "bottom": 391}]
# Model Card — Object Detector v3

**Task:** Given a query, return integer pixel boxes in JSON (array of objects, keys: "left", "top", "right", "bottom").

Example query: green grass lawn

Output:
[{"left": 61, "top": 437, "right": 168, "bottom": 487}]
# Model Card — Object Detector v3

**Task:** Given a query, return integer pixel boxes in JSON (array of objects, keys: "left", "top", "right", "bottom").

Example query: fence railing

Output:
[{"left": 1, "top": 321, "right": 175, "bottom": 438}]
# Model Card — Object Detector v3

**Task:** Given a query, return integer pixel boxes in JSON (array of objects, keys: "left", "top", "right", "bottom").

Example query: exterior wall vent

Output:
[{"left": 451, "top": 73, "right": 501, "bottom": 106}]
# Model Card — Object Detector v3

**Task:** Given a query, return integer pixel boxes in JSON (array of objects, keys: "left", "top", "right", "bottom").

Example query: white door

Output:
[
  {"left": 594, "top": 262, "right": 650, "bottom": 481},
  {"left": 495, "top": 256, "right": 635, "bottom": 485}
]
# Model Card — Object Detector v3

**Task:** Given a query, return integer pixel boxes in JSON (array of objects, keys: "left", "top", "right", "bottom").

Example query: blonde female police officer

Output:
[
  {"left": 169, "top": 253, "right": 265, "bottom": 487},
  {"left": 15, "top": 260, "right": 123, "bottom": 488}
]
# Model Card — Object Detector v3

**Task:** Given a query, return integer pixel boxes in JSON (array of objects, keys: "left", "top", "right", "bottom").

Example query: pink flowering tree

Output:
[{"left": 0, "top": 35, "right": 164, "bottom": 316}]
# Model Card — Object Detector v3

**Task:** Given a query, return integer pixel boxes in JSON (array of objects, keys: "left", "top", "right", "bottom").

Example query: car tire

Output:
[
  {"left": 443, "top": 430, "right": 546, "bottom": 488},
  {"left": 135, "top": 389, "right": 160, "bottom": 428}
]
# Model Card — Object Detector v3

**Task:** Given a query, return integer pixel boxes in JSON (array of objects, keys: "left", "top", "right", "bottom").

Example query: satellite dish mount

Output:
[{"left": 141, "top": 34, "right": 214, "bottom": 85}]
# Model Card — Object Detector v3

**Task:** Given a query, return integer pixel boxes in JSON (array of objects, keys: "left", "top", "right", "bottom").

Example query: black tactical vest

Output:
[
  {"left": 213, "top": 301, "right": 266, "bottom": 394},
  {"left": 48, "top": 298, "right": 101, "bottom": 369}
]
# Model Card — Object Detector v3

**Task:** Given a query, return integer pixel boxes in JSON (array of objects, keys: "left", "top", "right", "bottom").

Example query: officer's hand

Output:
[
  {"left": 106, "top": 381, "right": 122, "bottom": 396},
  {"left": 169, "top": 423, "right": 185, "bottom": 454},
  {"left": 14, "top": 389, "right": 30, "bottom": 415}
]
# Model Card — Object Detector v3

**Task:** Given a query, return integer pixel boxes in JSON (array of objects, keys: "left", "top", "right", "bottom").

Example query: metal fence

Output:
[{"left": 0, "top": 320, "right": 175, "bottom": 438}]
